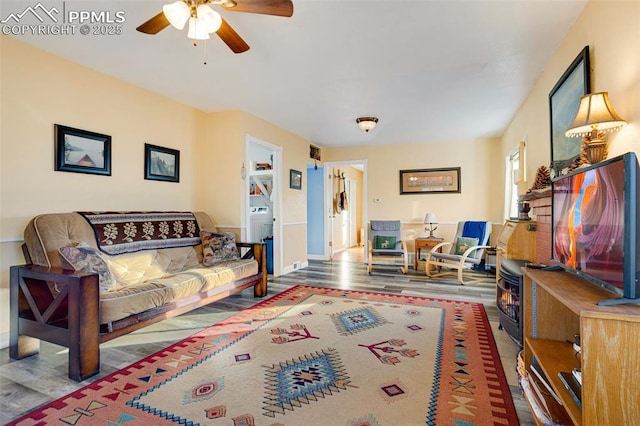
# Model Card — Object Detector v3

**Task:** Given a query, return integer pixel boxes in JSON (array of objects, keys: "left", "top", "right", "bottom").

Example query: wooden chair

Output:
[
  {"left": 425, "top": 221, "right": 492, "bottom": 285},
  {"left": 367, "top": 220, "right": 408, "bottom": 274}
]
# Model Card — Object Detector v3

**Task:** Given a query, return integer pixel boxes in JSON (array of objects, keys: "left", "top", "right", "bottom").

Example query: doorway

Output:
[
  {"left": 323, "top": 160, "right": 367, "bottom": 262},
  {"left": 245, "top": 135, "right": 282, "bottom": 276}
]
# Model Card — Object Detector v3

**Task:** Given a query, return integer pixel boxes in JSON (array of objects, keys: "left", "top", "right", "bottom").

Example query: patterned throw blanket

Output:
[{"left": 77, "top": 211, "right": 201, "bottom": 255}]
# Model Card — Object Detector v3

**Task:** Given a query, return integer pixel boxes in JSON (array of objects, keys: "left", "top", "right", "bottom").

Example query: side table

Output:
[{"left": 414, "top": 237, "right": 444, "bottom": 271}]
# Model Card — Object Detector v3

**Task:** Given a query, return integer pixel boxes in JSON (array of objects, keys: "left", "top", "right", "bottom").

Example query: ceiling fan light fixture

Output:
[
  {"left": 356, "top": 117, "right": 379, "bottom": 132},
  {"left": 162, "top": 1, "right": 190, "bottom": 30},
  {"left": 221, "top": 0, "right": 238, "bottom": 8},
  {"left": 187, "top": 16, "right": 211, "bottom": 40},
  {"left": 196, "top": 4, "right": 222, "bottom": 33}
]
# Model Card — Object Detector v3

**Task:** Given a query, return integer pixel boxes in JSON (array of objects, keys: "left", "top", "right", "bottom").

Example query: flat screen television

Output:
[{"left": 551, "top": 152, "right": 640, "bottom": 305}]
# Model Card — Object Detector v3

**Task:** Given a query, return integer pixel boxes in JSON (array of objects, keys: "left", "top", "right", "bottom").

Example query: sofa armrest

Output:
[
  {"left": 10, "top": 265, "right": 101, "bottom": 380},
  {"left": 236, "top": 242, "right": 267, "bottom": 297}
]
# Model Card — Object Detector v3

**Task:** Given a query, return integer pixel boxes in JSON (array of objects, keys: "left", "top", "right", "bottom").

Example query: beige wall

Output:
[
  {"left": 501, "top": 0, "right": 640, "bottom": 192},
  {"left": 202, "top": 111, "right": 245, "bottom": 225},
  {"left": 324, "top": 138, "right": 503, "bottom": 248}
]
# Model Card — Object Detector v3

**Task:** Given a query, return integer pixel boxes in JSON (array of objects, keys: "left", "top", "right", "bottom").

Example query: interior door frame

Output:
[
  {"left": 323, "top": 160, "right": 368, "bottom": 261},
  {"left": 245, "top": 134, "right": 283, "bottom": 276},
  {"left": 347, "top": 178, "right": 358, "bottom": 247}
]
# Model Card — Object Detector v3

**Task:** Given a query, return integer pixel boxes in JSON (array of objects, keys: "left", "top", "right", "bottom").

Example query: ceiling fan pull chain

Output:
[{"left": 203, "top": 39, "right": 208, "bottom": 65}]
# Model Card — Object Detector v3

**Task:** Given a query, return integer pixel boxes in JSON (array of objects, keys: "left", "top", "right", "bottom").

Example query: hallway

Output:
[{"left": 331, "top": 246, "right": 365, "bottom": 263}]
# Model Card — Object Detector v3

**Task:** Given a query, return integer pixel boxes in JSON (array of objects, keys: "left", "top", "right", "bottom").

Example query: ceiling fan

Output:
[{"left": 136, "top": 0, "right": 294, "bottom": 54}]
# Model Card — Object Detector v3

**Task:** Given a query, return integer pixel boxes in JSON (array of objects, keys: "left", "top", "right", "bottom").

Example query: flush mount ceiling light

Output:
[{"left": 356, "top": 117, "right": 379, "bottom": 132}]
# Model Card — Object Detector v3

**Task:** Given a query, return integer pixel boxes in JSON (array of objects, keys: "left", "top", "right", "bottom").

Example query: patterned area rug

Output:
[{"left": 10, "top": 285, "right": 517, "bottom": 425}]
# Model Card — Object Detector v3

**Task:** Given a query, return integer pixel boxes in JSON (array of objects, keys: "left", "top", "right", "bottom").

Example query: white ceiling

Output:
[{"left": 6, "top": 0, "right": 588, "bottom": 147}]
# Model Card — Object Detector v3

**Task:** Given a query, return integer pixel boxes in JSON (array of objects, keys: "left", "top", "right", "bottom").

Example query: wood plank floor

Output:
[{"left": 0, "top": 256, "right": 534, "bottom": 425}]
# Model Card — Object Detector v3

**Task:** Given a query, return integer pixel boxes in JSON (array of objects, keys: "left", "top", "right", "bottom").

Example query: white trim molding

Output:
[
  {"left": 0, "top": 332, "right": 9, "bottom": 350},
  {"left": 0, "top": 238, "right": 24, "bottom": 243},
  {"left": 281, "top": 260, "right": 309, "bottom": 275}
]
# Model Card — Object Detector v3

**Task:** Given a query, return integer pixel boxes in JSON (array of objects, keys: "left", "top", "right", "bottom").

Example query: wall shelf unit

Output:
[
  {"left": 522, "top": 268, "right": 640, "bottom": 425},
  {"left": 249, "top": 169, "right": 272, "bottom": 203}
]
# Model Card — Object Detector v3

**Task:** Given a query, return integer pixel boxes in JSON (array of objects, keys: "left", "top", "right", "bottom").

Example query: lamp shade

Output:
[
  {"left": 187, "top": 16, "right": 210, "bottom": 40},
  {"left": 565, "top": 92, "right": 627, "bottom": 137},
  {"left": 196, "top": 4, "right": 222, "bottom": 33},
  {"left": 424, "top": 213, "right": 438, "bottom": 224},
  {"left": 163, "top": 1, "right": 190, "bottom": 30}
]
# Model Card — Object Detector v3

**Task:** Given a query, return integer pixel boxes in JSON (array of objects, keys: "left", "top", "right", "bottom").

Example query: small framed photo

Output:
[
  {"left": 399, "top": 167, "right": 461, "bottom": 194},
  {"left": 290, "top": 169, "right": 302, "bottom": 190},
  {"left": 144, "top": 143, "right": 180, "bottom": 183},
  {"left": 55, "top": 124, "right": 111, "bottom": 176}
]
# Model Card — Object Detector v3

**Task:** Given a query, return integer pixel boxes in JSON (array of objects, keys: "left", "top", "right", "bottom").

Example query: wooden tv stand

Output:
[{"left": 522, "top": 268, "right": 640, "bottom": 425}]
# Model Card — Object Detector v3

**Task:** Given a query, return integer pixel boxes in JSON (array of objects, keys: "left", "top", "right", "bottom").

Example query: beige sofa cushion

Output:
[
  {"left": 100, "top": 259, "right": 258, "bottom": 323},
  {"left": 106, "top": 246, "right": 201, "bottom": 288}
]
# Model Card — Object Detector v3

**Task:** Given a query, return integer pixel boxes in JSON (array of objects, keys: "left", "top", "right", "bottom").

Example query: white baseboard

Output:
[
  {"left": 282, "top": 260, "right": 309, "bottom": 275},
  {"left": 0, "top": 331, "right": 9, "bottom": 350},
  {"left": 307, "top": 254, "right": 329, "bottom": 261}
]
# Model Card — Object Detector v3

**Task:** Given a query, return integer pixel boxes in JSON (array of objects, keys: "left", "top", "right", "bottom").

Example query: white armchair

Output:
[{"left": 425, "top": 221, "right": 492, "bottom": 285}]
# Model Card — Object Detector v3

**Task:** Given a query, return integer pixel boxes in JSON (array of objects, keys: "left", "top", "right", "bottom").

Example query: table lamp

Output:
[
  {"left": 424, "top": 213, "right": 438, "bottom": 238},
  {"left": 565, "top": 92, "right": 627, "bottom": 164}
]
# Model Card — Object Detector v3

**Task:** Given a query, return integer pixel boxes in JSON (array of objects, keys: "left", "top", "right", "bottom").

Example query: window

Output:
[{"left": 504, "top": 141, "right": 526, "bottom": 221}]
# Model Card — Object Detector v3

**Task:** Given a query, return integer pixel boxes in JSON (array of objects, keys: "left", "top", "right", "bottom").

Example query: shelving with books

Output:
[
  {"left": 249, "top": 169, "right": 272, "bottom": 201},
  {"left": 521, "top": 268, "right": 640, "bottom": 425}
]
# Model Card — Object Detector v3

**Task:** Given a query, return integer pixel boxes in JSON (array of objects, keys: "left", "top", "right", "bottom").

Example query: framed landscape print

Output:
[
  {"left": 399, "top": 167, "right": 461, "bottom": 194},
  {"left": 144, "top": 143, "right": 180, "bottom": 183},
  {"left": 549, "top": 46, "right": 590, "bottom": 172},
  {"left": 55, "top": 124, "right": 111, "bottom": 176},
  {"left": 290, "top": 169, "right": 302, "bottom": 190}
]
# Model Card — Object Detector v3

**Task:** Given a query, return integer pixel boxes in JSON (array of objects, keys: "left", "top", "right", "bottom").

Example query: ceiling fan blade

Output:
[
  {"left": 222, "top": 0, "right": 293, "bottom": 17},
  {"left": 136, "top": 12, "right": 170, "bottom": 34},
  {"left": 217, "top": 18, "right": 250, "bottom": 54}
]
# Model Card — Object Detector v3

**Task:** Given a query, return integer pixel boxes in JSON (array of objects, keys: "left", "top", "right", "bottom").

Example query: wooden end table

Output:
[{"left": 414, "top": 237, "right": 444, "bottom": 271}]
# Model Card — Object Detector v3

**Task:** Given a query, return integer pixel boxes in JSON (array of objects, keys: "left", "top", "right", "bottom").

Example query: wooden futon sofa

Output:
[{"left": 10, "top": 211, "right": 267, "bottom": 381}]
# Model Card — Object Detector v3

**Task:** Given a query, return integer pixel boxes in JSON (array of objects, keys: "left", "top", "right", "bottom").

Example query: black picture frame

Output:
[
  {"left": 399, "top": 167, "right": 461, "bottom": 195},
  {"left": 290, "top": 169, "right": 302, "bottom": 190},
  {"left": 144, "top": 143, "right": 180, "bottom": 183},
  {"left": 55, "top": 124, "right": 111, "bottom": 176},
  {"left": 549, "top": 46, "right": 590, "bottom": 173}
]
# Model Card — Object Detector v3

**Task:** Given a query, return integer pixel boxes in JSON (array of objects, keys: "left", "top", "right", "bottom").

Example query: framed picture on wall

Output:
[
  {"left": 290, "top": 169, "right": 302, "bottom": 190},
  {"left": 399, "top": 167, "right": 461, "bottom": 194},
  {"left": 144, "top": 143, "right": 180, "bottom": 183},
  {"left": 55, "top": 124, "right": 112, "bottom": 176},
  {"left": 549, "top": 46, "right": 590, "bottom": 174}
]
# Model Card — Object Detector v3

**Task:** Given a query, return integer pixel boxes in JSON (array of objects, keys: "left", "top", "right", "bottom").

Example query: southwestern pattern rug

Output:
[{"left": 10, "top": 285, "right": 517, "bottom": 426}]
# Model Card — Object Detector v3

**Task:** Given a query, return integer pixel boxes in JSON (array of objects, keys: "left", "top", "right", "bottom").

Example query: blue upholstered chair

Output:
[
  {"left": 425, "top": 221, "right": 492, "bottom": 285},
  {"left": 367, "top": 220, "right": 408, "bottom": 274}
]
